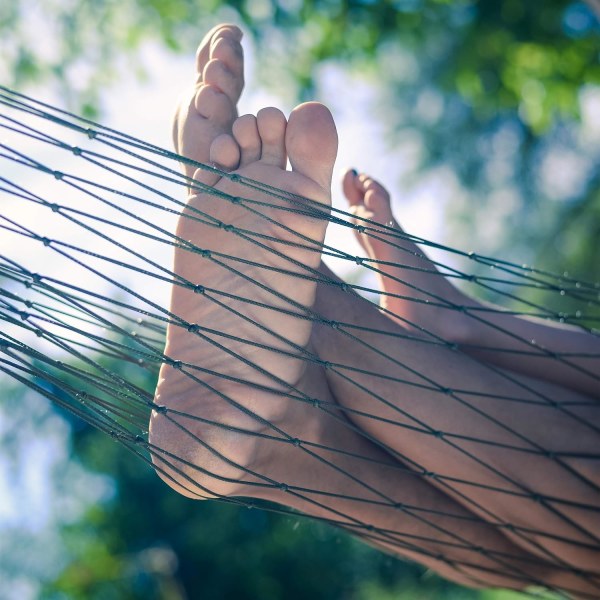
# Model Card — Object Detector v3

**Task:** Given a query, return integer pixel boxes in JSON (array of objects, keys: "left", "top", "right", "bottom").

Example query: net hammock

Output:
[{"left": 1, "top": 86, "right": 599, "bottom": 598}]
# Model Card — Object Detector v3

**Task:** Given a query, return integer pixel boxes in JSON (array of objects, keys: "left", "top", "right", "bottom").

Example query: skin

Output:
[
  {"left": 148, "top": 24, "right": 600, "bottom": 598},
  {"left": 342, "top": 169, "right": 600, "bottom": 399}
]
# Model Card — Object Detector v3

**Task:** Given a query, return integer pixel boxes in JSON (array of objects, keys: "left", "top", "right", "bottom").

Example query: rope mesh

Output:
[{"left": 1, "top": 86, "right": 599, "bottom": 597}]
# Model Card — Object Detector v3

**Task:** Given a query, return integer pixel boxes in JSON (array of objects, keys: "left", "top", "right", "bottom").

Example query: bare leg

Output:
[
  {"left": 313, "top": 260, "right": 600, "bottom": 582},
  {"left": 343, "top": 170, "right": 600, "bottom": 399},
  {"left": 147, "top": 39, "right": 569, "bottom": 592}
]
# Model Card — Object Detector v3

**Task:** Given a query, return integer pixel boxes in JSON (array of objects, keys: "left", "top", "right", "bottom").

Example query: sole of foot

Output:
[{"left": 150, "top": 102, "right": 338, "bottom": 500}]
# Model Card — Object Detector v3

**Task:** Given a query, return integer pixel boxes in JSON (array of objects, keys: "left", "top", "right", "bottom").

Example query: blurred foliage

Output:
[{"left": 3, "top": 1, "right": 599, "bottom": 123}]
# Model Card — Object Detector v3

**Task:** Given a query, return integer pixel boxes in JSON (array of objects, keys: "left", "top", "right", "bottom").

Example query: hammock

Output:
[{"left": 1, "top": 86, "right": 599, "bottom": 598}]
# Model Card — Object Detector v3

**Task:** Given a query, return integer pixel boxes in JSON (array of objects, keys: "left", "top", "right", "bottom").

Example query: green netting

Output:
[{"left": 1, "top": 86, "right": 599, "bottom": 598}]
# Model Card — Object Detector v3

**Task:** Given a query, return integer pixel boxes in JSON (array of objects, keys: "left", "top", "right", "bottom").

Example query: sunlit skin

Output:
[
  {"left": 332, "top": 173, "right": 600, "bottom": 574},
  {"left": 343, "top": 170, "right": 600, "bottom": 398},
  {"left": 149, "top": 24, "right": 600, "bottom": 597}
]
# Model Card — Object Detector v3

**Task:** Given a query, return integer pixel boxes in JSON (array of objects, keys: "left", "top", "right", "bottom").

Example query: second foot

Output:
[{"left": 342, "top": 169, "right": 476, "bottom": 344}]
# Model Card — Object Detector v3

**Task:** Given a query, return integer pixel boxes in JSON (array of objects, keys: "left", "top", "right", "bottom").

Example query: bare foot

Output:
[
  {"left": 148, "top": 107, "right": 557, "bottom": 588},
  {"left": 149, "top": 102, "right": 338, "bottom": 499},
  {"left": 343, "top": 169, "right": 474, "bottom": 344},
  {"left": 147, "top": 48, "right": 570, "bottom": 588}
]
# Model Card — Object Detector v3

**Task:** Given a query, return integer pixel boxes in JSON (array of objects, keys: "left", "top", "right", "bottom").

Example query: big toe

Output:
[
  {"left": 286, "top": 102, "right": 338, "bottom": 196},
  {"left": 342, "top": 168, "right": 363, "bottom": 207}
]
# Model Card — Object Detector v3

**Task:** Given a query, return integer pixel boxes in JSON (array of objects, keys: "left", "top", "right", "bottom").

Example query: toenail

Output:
[{"left": 350, "top": 168, "right": 358, "bottom": 176}]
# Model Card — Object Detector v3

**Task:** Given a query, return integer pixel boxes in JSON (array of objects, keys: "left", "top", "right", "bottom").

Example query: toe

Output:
[
  {"left": 286, "top": 102, "right": 338, "bottom": 195},
  {"left": 203, "top": 59, "right": 239, "bottom": 102},
  {"left": 233, "top": 114, "right": 261, "bottom": 166},
  {"left": 362, "top": 178, "right": 392, "bottom": 219},
  {"left": 210, "top": 133, "right": 241, "bottom": 172},
  {"left": 209, "top": 37, "right": 244, "bottom": 101},
  {"left": 342, "top": 168, "right": 364, "bottom": 207},
  {"left": 363, "top": 176, "right": 388, "bottom": 197},
  {"left": 194, "top": 84, "right": 235, "bottom": 121},
  {"left": 191, "top": 165, "right": 221, "bottom": 189},
  {"left": 257, "top": 107, "right": 287, "bottom": 168},
  {"left": 174, "top": 84, "right": 236, "bottom": 178},
  {"left": 195, "top": 24, "right": 242, "bottom": 81}
]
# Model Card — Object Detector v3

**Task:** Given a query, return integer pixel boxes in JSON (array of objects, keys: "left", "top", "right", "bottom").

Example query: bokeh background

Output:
[{"left": 1, "top": 1, "right": 599, "bottom": 598}]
